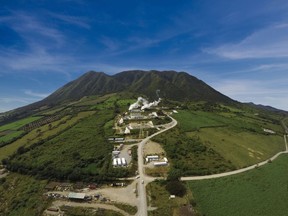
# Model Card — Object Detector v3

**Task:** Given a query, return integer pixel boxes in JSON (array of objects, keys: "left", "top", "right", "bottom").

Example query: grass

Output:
[
  {"left": 0, "top": 111, "right": 95, "bottom": 161},
  {"left": 113, "top": 203, "right": 137, "bottom": 215},
  {"left": 188, "top": 128, "right": 285, "bottom": 168},
  {"left": 0, "top": 116, "right": 41, "bottom": 132},
  {"left": 171, "top": 108, "right": 285, "bottom": 169},
  {"left": 187, "top": 154, "right": 288, "bottom": 216},
  {"left": 0, "top": 130, "right": 24, "bottom": 143},
  {"left": 0, "top": 173, "right": 50, "bottom": 216}
]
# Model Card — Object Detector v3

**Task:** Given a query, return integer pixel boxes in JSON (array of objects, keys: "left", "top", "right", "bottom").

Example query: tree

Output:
[{"left": 167, "top": 168, "right": 182, "bottom": 181}]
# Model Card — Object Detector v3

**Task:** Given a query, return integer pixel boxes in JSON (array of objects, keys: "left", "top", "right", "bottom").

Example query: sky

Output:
[{"left": 1, "top": 0, "right": 288, "bottom": 112}]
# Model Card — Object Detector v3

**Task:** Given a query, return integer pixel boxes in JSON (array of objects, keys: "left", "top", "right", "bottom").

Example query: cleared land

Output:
[{"left": 188, "top": 154, "right": 288, "bottom": 216}]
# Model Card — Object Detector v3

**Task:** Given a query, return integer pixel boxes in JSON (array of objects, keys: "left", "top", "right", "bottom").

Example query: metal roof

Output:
[{"left": 68, "top": 192, "right": 86, "bottom": 199}]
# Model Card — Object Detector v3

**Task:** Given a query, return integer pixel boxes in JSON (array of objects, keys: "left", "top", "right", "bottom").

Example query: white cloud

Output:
[
  {"left": 205, "top": 23, "right": 288, "bottom": 59},
  {"left": 24, "top": 90, "right": 50, "bottom": 98}
]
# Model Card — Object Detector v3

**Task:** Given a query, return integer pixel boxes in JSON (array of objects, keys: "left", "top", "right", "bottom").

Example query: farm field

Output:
[
  {"left": 0, "top": 111, "right": 95, "bottom": 161},
  {"left": 0, "top": 116, "right": 42, "bottom": 145},
  {"left": 188, "top": 154, "right": 288, "bottom": 216}
]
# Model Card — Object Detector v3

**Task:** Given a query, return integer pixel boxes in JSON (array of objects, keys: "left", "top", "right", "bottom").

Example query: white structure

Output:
[
  {"left": 146, "top": 155, "right": 159, "bottom": 163},
  {"left": 118, "top": 118, "right": 124, "bottom": 125},
  {"left": 154, "top": 161, "right": 168, "bottom": 166},
  {"left": 172, "top": 110, "right": 178, "bottom": 113},
  {"left": 263, "top": 128, "right": 276, "bottom": 134},
  {"left": 112, "top": 151, "right": 120, "bottom": 156},
  {"left": 163, "top": 157, "right": 168, "bottom": 162},
  {"left": 124, "top": 127, "right": 131, "bottom": 134},
  {"left": 113, "top": 158, "right": 117, "bottom": 166},
  {"left": 121, "top": 158, "right": 127, "bottom": 166},
  {"left": 117, "top": 158, "right": 122, "bottom": 166}
]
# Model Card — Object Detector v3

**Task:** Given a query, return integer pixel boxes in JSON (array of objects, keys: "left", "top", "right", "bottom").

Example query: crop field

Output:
[
  {"left": 0, "top": 111, "right": 95, "bottom": 161},
  {"left": 188, "top": 154, "right": 288, "bottom": 216},
  {"left": 0, "top": 173, "right": 50, "bottom": 216}
]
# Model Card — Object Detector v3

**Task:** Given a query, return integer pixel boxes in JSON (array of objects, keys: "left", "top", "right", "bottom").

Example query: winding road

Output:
[
  {"left": 135, "top": 116, "right": 288, "bottom": 215},
  {"left": 136, "top": 116, "right": 177, "bottom": 216}
]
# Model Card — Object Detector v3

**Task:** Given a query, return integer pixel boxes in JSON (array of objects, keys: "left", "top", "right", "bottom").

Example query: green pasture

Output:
[
  {"left": 188, "top": 154, "right": 288, "bottom": 216},
  {"left": 0, "top": 130, "right": 24, "bottom": 143},
  {"left": 173, "top": 108, "right": 285, "bottom": 168},
  {"left": 0, "top": 116, "right": 41, "bottom": 132},
  {"left": 188, "top": 128, "right": 285, "bottom": 168}
]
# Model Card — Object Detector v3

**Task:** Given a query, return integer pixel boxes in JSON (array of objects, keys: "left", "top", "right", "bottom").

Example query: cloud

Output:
[
  {"left": 211, "top": 79, "right": 288, "bottom": 111},
  {"left": 205, "top": 23, "right": 288, "bottom": 59},
  {"left": 0, "top": 11, "right": 65, "bottom": 46},
  {"left": 48, "top": 12, "right": 90, "bottom": 29},
  {"left": 24, "top": 90, "right": 50, "bottom": 98}
]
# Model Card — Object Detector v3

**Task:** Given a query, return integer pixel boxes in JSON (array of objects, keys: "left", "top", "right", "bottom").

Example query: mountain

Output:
[
  {"left": 0, "top": 70, "right": 237, "bottom": 124},
  {"left": 42, "top": 70, "right": 235, "bottom": 105}
]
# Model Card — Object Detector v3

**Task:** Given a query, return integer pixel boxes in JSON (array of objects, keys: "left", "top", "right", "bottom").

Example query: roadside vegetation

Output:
[{"left": 188, "top": 154, "right": 288, "bottom": 216}]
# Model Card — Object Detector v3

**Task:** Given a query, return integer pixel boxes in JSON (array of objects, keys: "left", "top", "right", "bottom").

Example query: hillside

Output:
[{"left": 41, "top": 70, "right": 235, "bottom": 105}]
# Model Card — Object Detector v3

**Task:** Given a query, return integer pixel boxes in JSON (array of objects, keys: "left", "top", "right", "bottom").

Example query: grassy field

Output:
[
  {"left": 188, "top": 128, "right": 285, "bottom": 168},
  {"left": 172, "top": 108, "right": 285, "bottom": 169},
  {"left": 0, "top": 116, "right": 42, "bottom": 145},
  {"left": 0, "top": 111, "right": 95, "bottom": 161},
  {"left": 0, "top": 173, "right": 50, "bottom": 216},
  {"left": 188, "top": 154, "right": 288, "bottom": 216},
  {"left": 0, "top": 116, "right": 41, "bottom": 132}
]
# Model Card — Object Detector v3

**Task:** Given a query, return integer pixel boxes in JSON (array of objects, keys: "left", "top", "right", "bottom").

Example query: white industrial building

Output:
[
  {"left": 146, "top": 155, "right": 159, "bottom": 163},
  {"left": 154, "top": 161, "right": 168, "bottom": 166}
]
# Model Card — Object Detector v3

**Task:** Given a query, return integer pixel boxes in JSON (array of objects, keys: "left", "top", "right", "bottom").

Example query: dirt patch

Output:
[
  {"left": 87, "top": 180, "right": 138, "bottom": 206},
  {"left": 143, "top": 141, "right": 165, "bottom": 156}
]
